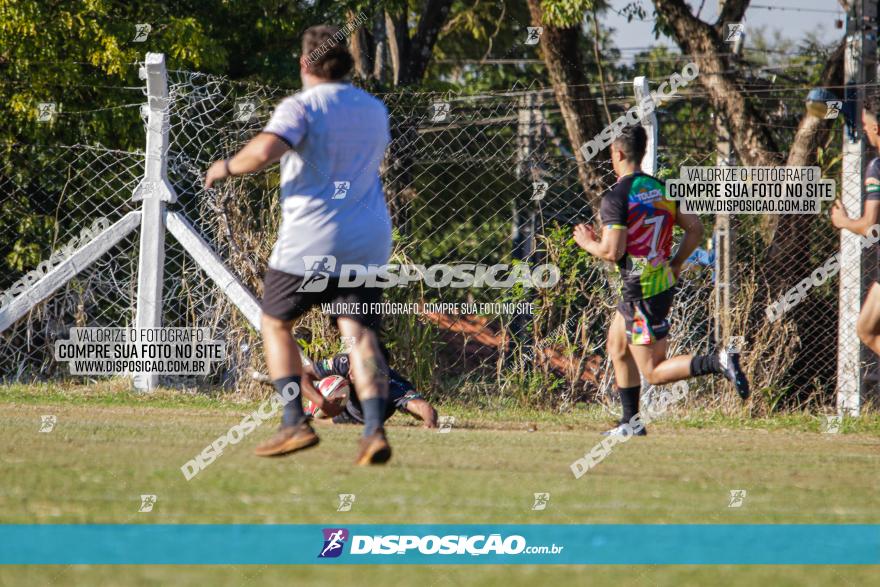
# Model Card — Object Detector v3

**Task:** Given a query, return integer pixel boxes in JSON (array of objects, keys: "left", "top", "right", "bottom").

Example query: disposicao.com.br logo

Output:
[
  {"left": 317, "top": 528, "right": 564, "bottom": 558},
  {"left": 298, "top": 256, "right": 560, "bottom": 292}
]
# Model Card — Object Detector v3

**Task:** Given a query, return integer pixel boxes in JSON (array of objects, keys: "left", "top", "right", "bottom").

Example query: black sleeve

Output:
[
  {"left": 866, "top": 158, "right": 880, "bottom": 201},
  {"left": 313, "top": 354, "right": 351, "bottom": 378},
  {"left": 388, "top": 370, "right": 421, "bottom": 412},
  {"left": 388, "top": 369, "right": 414, "bottom": 392},
  {"left": 599, "top": 182, "right": 629, "bottom": 229}
]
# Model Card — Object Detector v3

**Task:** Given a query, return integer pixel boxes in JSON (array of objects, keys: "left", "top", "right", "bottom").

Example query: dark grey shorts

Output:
[{"left": 261, "top": 268, "right": 383, "bottom": 329}]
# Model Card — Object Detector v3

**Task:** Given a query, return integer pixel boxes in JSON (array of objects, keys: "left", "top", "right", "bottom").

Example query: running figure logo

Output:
[
  {"left": 340, "top": 336, "right": 357, "bottom": 353},
  {"left": 532, "top": 180, "right": 548, "bottom": 201},
  {"left": 318, "top": 528, "right": 349, "bottom": 558},
  {"left": 337, "top": 494, "right": 356, "bottom": 512},
  {"left": 525, "top": 27, "right": 543, "bottom": 45},
  {"left": 234, "top": 100, "right": 257, "bottom": 123},
  {"left": 332, "top": 181, "right": 350, "bottom": 200},
  {"left": 133, "top": 24, "right": 152, "bottom": 42},
  {"left": 37, "top": 102, "right": 57, "bottom": 123},
  {"left": 39, "top": 415, "right": 57, "bottom": 433},
  {"left": 725, "top": 23, "right": 744, "bottom": 43},
  {"left": 438, "top": 415, "right": 455, "bottom": 433},
  {"left": 727, "top": 489, "right": 747, "bottom": 508},
  {"left": 298, "top": 256, "right": 336, "bottom": 292},
  {"left": 531, "top": 492, "right": 550, "bottom": 510},
  {"left": 139, "top": 494, "right": 157, "bottom": 512},
  {"left": 824, "top": 100, "right": 842, "bottom": 120},
  {"left": 430, "top": 102, "right": 450, "bottom": 123},
  {"left": 822, "top": 414, "right": 842, "bottom": 434}
]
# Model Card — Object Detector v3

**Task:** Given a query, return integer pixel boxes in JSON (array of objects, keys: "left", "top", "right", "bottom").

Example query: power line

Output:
[{"left": 750, "top": 4, "right": 844, "bottom": 15}]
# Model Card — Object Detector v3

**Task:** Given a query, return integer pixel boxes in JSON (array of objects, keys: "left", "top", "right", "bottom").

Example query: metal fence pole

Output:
[
  {"left": 133, "top": 53, "right": 178, "bottom": 391},
  {"left": 838, "top": 2, "right": 874, "bottom": 416},
  {"left": 512, "top": 92, "right": 543, "bottom": 351},
  {"left": 714, "top": 114, "right": 736, "bottom": 347}
]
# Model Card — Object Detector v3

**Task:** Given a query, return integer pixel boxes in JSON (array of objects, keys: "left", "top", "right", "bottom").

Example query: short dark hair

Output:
[
  {"left": 612, "top": 125, "right": 647, "bottom": 164},
  {"left": 865, "top": 89, "right": 880, "bottom": 119},
  {"left": 302, "top": 25, "right": 354, "bottom": 80}
]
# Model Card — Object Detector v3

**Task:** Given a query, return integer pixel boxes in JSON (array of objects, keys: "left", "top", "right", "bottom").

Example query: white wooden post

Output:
[
  {"left": 166, "top": 212, "right": 262, "bottom": 330},
  {"left": 133, "top": 53, "right": 177, "bottom": 390},
  {"left": 0, "top": 212, "right": 141, "bottom": 333},
  {"left": 633, "top": 76, "right": 658, "bottom": 175}
]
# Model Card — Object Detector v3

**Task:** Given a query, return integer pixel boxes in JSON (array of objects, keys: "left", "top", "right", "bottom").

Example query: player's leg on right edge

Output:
[{"left": 857, "top": 282, "right": 880, "bottom": 356}]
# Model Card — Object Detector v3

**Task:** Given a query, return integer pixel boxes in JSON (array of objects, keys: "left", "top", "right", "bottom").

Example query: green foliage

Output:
[
  {"left": 5, "top": 214, "right": 54, "bottom": 270},
  {"left": 538, "top": 0, "right": 599, "bottom": 28}
]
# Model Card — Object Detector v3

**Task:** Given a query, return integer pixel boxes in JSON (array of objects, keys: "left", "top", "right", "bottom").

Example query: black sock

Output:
[
  {"left": 274, "top": 375, "right": 305, "bottom": 427},
  {"left": 690, "top": 354, "right": 722, "bottom": 377},
  {"left": 618, "top": 385, "right": 641, "bottom": 424},
  {"left": 361, "top": 397, "right": 386, "bottom": 437}
]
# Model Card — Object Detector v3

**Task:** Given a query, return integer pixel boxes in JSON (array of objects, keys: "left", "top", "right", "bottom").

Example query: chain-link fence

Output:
[{"left": 0, "top": 56, "right": 869, "bottom": 413}]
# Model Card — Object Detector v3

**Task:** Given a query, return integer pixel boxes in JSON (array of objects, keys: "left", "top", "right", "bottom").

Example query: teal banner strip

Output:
[{"left": 1, "top": 524, "right": 878, "bottom": 565}]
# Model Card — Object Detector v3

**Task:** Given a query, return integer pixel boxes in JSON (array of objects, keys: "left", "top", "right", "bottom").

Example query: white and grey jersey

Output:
[{"left": 262, "top": 82, "right": 392, "bottom": 276}]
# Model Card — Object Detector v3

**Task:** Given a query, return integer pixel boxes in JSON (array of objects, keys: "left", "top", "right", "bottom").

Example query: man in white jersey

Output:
[{"left": 205, "top": 25, "right": 393, "bottom": 466}]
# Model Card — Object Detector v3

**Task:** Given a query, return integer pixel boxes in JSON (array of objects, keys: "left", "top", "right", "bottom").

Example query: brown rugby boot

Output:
[
  {"left": 254, "top": 422, "right": 319, "bottom": 457},
  {"left": 355, "top": 427, "right": 392, "bottom": 466}
]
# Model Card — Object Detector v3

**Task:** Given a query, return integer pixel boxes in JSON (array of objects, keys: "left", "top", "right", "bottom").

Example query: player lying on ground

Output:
[
  {"left": 573, "top": 125, "right": 750, "bottom": 436},
  {"left": 204, "top": 25, "right": 393, "bottom": 465},
  {"left": 831, "top": 90, "right": 880, "bottom": 357},
  {"left": 302, "top": 353, "right": 438, "bottom": 428}
]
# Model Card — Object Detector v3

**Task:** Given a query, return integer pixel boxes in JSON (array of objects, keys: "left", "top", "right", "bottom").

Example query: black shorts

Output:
[
  {"left": 261, "top": 268, "right": 382, "bottom": 329},
  {"left": 617, "top": 287, "right": 675, "bottom": 346}
]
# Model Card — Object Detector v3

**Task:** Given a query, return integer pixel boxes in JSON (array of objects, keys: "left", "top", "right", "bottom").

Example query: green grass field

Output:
[{"left": 1, "top": 383, "right": 879, "bottom": 586}]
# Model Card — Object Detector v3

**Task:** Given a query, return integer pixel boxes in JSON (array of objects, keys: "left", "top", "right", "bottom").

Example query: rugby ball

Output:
[{"left": 307, "top": 375, "right": 351, "bottom": 418}]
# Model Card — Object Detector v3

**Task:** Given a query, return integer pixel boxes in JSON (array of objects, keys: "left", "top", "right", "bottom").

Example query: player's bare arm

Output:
[
  {"left": 404, "top": 399, "right": 438, "bottom": 428},
  {"left": 300, "top": 361, "right": 345, "bottom": 418},
  {"left": 573, "top": 223, "right": 626, "bottom": 262},
  {"left": 204, "top": 133, "right": 290, "bottom": 189},
  {"left": 669, "top": 211, "right": 703, "bottom": 278},
  {"left": 830, "top": 198, "right": 880, "bottom": 237}
]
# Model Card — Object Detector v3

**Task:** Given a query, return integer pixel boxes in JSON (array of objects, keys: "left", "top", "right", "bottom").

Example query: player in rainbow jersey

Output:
[{"left": 574, "top": 125, "right": 749, "bottom": 436}]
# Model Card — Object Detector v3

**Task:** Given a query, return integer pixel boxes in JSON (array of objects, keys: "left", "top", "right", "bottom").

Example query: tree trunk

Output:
[
  {"left": 399, "top": 0, "right": 453, "bottom": 85},
  {"left": 652, "top": 0, "right": 781, "bottom": 166},
  {"left": 653, "top": 0, "right": 847, "bottom": 293},
  {"left": 384, "top": 9, "right": 409, "bottom": 86},
  {"left": 381, "top": 0, "right": 454, "bottom": 232},
  {"left": 384, "top": 0, "right": 452, "bottom": 86},
  {"left": 348, "top": 9, "right": 375, "bottom": 80},
  {"left": 526, "top": 0, "right": 609, "bottom": 210},
  {"left": 763, "top": 40, "right": 846, "bottom": 294}
]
